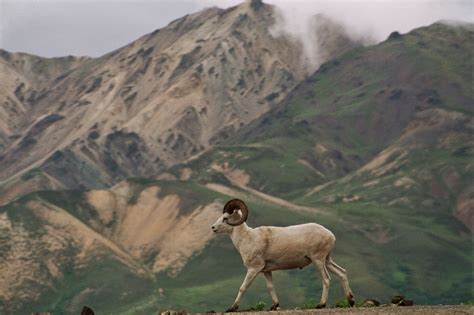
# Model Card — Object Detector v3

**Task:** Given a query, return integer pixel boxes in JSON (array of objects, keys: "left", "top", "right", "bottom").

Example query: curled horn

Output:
[{"left": 223, "top": 199, "right": 249, "bottom": 226}]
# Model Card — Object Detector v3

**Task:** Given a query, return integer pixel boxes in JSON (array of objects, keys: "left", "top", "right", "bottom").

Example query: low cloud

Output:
[
  {"left": 264, "top": 0, "right": 472, "bottom": 42},
  {"left": 212, "top": 0, "right": 473, "bottom": 68}
]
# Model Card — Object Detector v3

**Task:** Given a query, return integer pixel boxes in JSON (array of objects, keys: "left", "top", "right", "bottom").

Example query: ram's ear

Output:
[{"left": 228, "top": 209, "right": 241, "bottom": 218}]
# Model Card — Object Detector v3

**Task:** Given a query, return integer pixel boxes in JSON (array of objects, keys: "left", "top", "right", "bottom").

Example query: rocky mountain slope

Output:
[
  {"left": 0, "top": 50, "right": 89, "bottom": 149},
  {"left": 0, "top": 0, "right": 359, "bottom": 206},
  {"left": 175, "top": 22, "right": 474, "bottom": 230},
  {"left": 0, "top": 1, "right": 472, "bottom": 313}
]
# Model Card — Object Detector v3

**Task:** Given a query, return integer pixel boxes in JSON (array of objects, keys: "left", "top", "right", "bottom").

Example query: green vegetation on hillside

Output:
[{"left": 178, "top": 23, "right": 473, "bottom": 199}]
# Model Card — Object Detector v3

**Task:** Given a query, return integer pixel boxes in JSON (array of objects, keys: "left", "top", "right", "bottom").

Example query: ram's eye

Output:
[{"left": 223, "top": 217, "right": 228, "bottom": 222}]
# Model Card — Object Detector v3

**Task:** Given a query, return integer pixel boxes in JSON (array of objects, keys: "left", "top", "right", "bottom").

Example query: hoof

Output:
[
  {"left": 270, "top": 303, "right": 279, "bottom": 311},
  {"left": 226, "top": 306, "right": 238, "bottom": 312},
  {"left": 81, "top": 306, "right": 95, "bottom": 315},
  {"left": 348, "top": 297, "right": 355, "bottom": 307},
  {"left": 315, "top": 303, "right": 326, "bottom": 309},
  {"left": 400, "top": 299, "right": 414, "bottom": 306}
]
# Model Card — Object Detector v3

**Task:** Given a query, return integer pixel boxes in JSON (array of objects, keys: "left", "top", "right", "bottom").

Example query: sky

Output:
[{"left": 0, "top": 0, "right": 472, "bottom": 58}]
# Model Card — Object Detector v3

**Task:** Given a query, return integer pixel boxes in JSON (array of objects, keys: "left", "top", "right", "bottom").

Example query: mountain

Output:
[
  {"left": 0, "top": 0, "right": 359, "bottom": 206},
  {"left": 175, "top": 22, "right": 474, "bottom": 230},
  {"left": 0, "top": 1, "right": 473, "bottom": 313}
]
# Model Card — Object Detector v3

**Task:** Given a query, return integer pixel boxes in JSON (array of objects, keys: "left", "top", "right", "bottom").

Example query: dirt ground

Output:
[{"left": 186, "top": 305, "right": 473, "bottom": 315}]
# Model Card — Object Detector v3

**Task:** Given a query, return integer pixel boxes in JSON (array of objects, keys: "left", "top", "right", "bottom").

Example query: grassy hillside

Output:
[
  {"left": 176, "top": 22, "right": 473, "bottom": 199},
  {"left": 1, "top": 177, "right": 471, "bottom": 314},
  {"left": 1, "top": 182, "right": 333, "bottom": 314}
]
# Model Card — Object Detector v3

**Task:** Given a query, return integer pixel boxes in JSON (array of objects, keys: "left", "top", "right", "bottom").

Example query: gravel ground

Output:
[{"left": 183, "top": 305, "right": 473, "bottom": 315}]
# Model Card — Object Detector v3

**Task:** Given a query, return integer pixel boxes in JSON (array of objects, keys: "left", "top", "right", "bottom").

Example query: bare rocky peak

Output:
[{"left": 0, "top": 0, "right": 357, "bottom": 199}]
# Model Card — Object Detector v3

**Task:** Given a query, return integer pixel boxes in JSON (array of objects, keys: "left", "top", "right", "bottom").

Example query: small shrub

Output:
[
  {"left": 254, "top": 301, "right": 266, "bottom": 311},
  {"left": 356, "top": 300, "right": 365, "bottom": 307},
  {"left": 335, "top": 298, "right": 352, "bottom": 308},
  {"left": 302, "top": 299, "right": 316, "bottom": 309}
]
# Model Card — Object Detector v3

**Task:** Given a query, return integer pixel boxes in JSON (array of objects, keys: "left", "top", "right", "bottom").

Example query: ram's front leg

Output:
[{"left": 226, "top": 268, "right": 259, "bottom": 312}]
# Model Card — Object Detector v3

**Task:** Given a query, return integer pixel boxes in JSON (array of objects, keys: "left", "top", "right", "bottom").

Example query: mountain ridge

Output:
[{"left": 0, "top": 0, "right": 361, "bottom": 206}]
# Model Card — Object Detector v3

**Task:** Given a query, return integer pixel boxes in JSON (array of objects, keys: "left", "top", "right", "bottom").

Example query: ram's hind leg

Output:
[
  {"left": 263, "top": 271, "right": 279, "bottom": 310},
  {"left": 312, "top": 257, "right": 331, "bottom": 309},
  {"left": 326, "top": 255, "right": 354, "bottom": 306}
]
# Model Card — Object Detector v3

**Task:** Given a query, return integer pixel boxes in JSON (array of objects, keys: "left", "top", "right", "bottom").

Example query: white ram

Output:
[{"left": 211, "top": 199, "right": 354, "bottom": 312}]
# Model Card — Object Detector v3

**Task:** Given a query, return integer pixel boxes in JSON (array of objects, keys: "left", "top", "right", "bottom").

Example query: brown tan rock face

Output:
[{"left": 0, "top": 1, "right": 358, "bottom": 200}]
